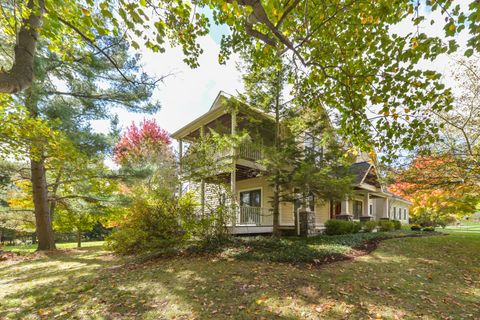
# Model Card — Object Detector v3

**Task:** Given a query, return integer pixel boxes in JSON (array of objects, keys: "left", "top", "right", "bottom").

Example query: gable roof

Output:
[{"left": 349, "top": 161, "right": 373, "bottom": 185}]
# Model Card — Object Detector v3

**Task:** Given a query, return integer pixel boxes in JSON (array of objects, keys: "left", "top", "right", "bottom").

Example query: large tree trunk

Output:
[
  {"left": 31, "top": 158, "right": 56, "bottom": 251},
  {"left": 0, "top": 0, "right": 44, "bottom": 93},
  {"left": 272, "top": 71, "right": 282, "bottom": 237}
]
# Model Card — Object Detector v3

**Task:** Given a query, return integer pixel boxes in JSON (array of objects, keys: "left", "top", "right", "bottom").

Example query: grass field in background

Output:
[{"left": 2, "top": 241, "right": 105, "bottom": 253}]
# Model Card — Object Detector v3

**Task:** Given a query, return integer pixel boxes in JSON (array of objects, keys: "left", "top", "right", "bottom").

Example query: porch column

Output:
[
  {"left": 231, "top": 111, "right": 237, "bottom": 226},
  {"left": 200, "top": 126, "right": 205, "bottom": 216},
  {"left": 383, "top": 197, "right": 389, "bottom": 219},
  {"left": 363, "top": 192, "right": 370, "bottom": 216},
  {"left": 178, "top": 139, "right": 183, "bottom": 197},
  {"left": 341, "top": 197, "right": 350, "bottom": 215}
]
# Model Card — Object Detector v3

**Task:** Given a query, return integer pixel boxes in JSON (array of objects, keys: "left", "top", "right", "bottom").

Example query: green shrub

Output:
[
  {"left": 410, "top": 224, "right": 422, "bottom": 231},
  {"left": 363, "top": 220, "right": 377, "bottom": 232},
  {"left": 106, "top": 194, "right": 196, "bottom": 255},
  {"left": 392, "top": 220, "right": 402, "bottom": 230},
  {"left": 352, "top": 221, "right": 362, "bottom": 233},
  {"left": 423, "top": 226, "right": 435, "bottom": 232},
  {"left": 378, "top": 220, "right": 394, "bottom": 232},
  {"left": 325, "top": 219, "right": 358, "bottom": 235}
]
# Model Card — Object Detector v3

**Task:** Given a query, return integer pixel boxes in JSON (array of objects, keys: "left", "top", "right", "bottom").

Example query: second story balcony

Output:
[{"left": 172, "top": 92, "right": 273, "bottom": 180}]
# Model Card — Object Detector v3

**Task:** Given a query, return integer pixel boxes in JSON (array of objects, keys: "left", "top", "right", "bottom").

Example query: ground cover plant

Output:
[{"left": 0, "top": 232, "right": 478, "bottom": 319}]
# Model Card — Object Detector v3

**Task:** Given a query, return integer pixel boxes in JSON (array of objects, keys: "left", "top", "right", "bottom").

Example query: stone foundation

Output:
[{"left": 299, "top": 211, "right": 316, "bottom": 237}]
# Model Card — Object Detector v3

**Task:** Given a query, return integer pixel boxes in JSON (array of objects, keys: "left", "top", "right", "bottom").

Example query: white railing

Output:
[{"left": 237, "top": 206, "right": 272, "bottom": 226}]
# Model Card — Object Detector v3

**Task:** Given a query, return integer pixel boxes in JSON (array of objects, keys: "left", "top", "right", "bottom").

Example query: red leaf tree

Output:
[{"left": 113, "top": 119, "right": 172, "bottom": 165}]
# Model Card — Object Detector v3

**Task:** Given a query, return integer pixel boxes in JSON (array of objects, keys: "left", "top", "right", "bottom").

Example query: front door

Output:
[{"left": 330, "top": 201, "right": 341, "bottom": 219}]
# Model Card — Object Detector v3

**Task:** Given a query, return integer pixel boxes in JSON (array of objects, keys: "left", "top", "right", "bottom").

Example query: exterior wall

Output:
[
  {"left": 389, "top": 199, "right": 410, "bottom": 224},
  {"left": 314, "top": 201, "right": 330, "bottom": 225}
]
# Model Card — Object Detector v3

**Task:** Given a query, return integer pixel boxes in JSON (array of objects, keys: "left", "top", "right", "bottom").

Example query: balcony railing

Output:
[
  {"left": 181, "top": 142, "right": 263, "bottom": 168},
  {"left": 237, "top": 143, "right": 263, "bottom": 161},
  {"left": 237, "top": 206, "right": 272, "bottom": 226}
]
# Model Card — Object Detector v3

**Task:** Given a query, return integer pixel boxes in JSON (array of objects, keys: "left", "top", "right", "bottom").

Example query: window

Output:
[
  {"left": 239, "top": 189, "right": 261, "bottom": 225},
  {"left": 353, "top": 200, "right": 363, "bottom": 219},
  {"left": 404, "top": 208, "right": 407, "bottom": 220},
  {"left": 369, "top": 204, "right": 373, "bottom": 216},
  {"left": 393, "top": 207, "right": 397, "bottom": 220},
  {"left": 240, "top": 189, "right": 261, "bottom": 207}
]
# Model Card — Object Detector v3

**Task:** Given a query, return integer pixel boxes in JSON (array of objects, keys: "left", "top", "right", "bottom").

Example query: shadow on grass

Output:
[{"left": 1, "top": 233, "right": 479, "bottom": 319}]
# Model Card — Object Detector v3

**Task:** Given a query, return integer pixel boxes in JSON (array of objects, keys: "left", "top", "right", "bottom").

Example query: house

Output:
[{"left": 172, "top": 91, "right": 411, "bottom": 234}]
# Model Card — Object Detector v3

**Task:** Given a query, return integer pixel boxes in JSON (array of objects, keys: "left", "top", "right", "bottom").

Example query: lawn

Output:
[
  {"left": 443, "top": 222, "right": 480, "bottom": 233},
  {"left": 1, "top": 232, "right": 479, "bottom": 319},
  {"left": 2, "top": 241, "right": 105, "bottom": 253}
]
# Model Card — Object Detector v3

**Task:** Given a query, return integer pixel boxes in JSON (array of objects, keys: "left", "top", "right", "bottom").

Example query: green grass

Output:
[
  {"left": 2, "top": 241, "right": 105, "bottom": 253},
  {"left": 1, "top": 233, "right": 479, "bottom": 319},
  {"left": 442, "top": 222, "right": 480, "bottom": 233}
]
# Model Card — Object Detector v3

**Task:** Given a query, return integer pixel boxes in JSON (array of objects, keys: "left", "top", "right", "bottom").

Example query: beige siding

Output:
[
  {"left": 315, "top": 201, "right": 330, "bottom": 225},
  {"left": 280, "top": 202, "right": 294, "bottom": 225},
  {"left": 237, "top": 177, "right": 296, "bottom": 226},
  {"left": 390, "top": 200, "right": 410, "bottom": 224}
]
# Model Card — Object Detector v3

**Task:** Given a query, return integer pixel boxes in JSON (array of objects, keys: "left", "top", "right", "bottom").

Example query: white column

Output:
[
  {"left": 341, "top": 197, "right": 350, "bottom": 215},
  {"left": 383, "top": 197, "right": 389, "bottom": 219},
  {"left": 200, "top": 126, "right": 205, "bottom": 216},
  {"left": 178, "top": 139, "right": 183, "bottom": 197},
  {"left": 231, "top": 111, "right": 237, "bottom": 225},
  {"left": 363, "top": 192, "right": 370, "bottom": 216}
]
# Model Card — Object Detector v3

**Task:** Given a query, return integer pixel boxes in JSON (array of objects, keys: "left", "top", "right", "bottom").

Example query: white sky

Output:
[
  {"left": 90, "top": 17, "right": 242, "bottom": 138},
  {"left": 91, "top": 2, "right": 471, "bottom": 142}
]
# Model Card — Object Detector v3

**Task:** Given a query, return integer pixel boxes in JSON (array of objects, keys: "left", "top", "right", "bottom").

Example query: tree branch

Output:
[{"left": 0, "top": 0, "right": 44, "bottom": 93}]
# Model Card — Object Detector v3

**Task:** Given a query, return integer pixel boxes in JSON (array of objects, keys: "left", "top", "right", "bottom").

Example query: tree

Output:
[
  {"left": 108, "top": 119, "right": 198, "bottom": 254},
  {"left": 0, "top": 0, "right": 209, "bottom": 93},
  {"left": 210, "top": 0, "right": 479, "bottom": 157},
  {"left": 0, "top": 34, "right": 158, "bottom": 250},
  {"left": 113, "top": 119, "right": 177, "bottom": 197},
  {"left": 239, "top": 53, "right": 353, "bottom": 236},
  {"left": 389, "top": 57, "right": 480, "bottom": 225},
  {"left": 390, "top": 155, "right": 479, "bottom": 226}
]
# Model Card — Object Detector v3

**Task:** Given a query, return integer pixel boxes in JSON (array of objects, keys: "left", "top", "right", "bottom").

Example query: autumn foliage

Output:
[
  {"left": 113, "top": 119, "right": 171, "bottom": 165},
  {"left": 390, "top": 155, "right": 479, "bottom": 226}
]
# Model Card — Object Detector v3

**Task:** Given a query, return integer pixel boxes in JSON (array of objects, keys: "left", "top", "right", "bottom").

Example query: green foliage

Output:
[
  {"left": 410, "top": 224, "right": 422, "bottom": 231},
  {"left": 392, "top": 220, "right": 402, "bottom": 230},
  {"left": 363, "top": 220, "right": 377, "bottom": 232},
  {"left": 324, "top": 220, "right": 360, "bottom": 235},
  {"left": 422, "top": 226, "right": 436, "bottom": 232},
  {"left": 106, "top": 193, "right": 197, "bottom": 255},
  {"left": 437, "top": 214, "right": 457, "bottom": 228},
  {"left": 225, "top": 230, "right": 423, "bottom": 263},
  {"left": 378, "top": 220, "right": 395, "bottom": 232},
  {"left": 209, "top": 0, "right": 480, "bottom": 158}
]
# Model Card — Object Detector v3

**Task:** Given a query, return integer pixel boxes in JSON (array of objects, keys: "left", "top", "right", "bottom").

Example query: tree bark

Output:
[
  {"left": 272, "top": 71, "right": 282, "bottom": 237},
  {"left": 77, "top": 229, "right": 81, "bottom": 248},
  {"left": 31, "top": 158, "right": 56, "bottom": 250},
  {"left": 0, "top": 0, "right": 44, "bottom": 93}
]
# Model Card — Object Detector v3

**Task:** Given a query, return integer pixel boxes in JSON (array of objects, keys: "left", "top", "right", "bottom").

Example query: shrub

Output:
[
  {"left": 392, "top": 220, "right": 402, "bottom": 230},
  {"left": 363, "top": 220, "right": 377, "bottom": 232},
  {"left": 325, "top": 219, "right": 358, "bottom": 235},
  {"left": 352, "top": 221, "right": 362, "bottom": 233},
  {"left": 106, "top": 193, "right": 196, "bottom": 255},
  {"left": 378, "top": 220, "right": 394, "bottom": 232},
  {"left": 423, "top": 226, "right": 435, "bottom": 232},
  {"left": 410, "top": 224, "right": 422, "bottom": 231}
]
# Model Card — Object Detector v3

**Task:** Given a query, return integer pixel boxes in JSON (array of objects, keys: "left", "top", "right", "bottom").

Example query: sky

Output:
[
  {"left": 90, "top": 11, "right": 242, "bottom": 141},
  {"left": 91, "top": 2, "right": 471, "bottom": 145}
]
